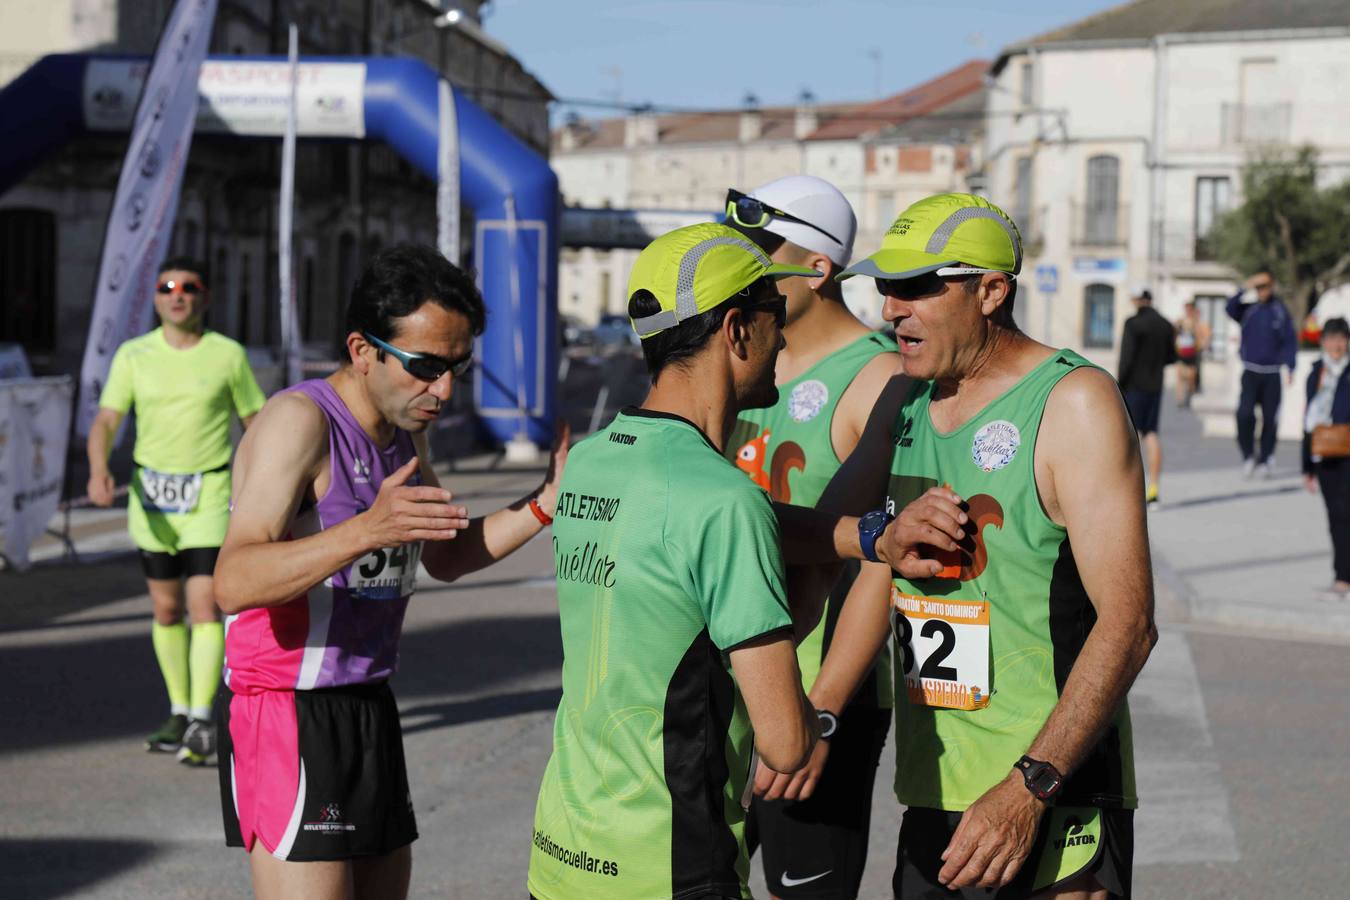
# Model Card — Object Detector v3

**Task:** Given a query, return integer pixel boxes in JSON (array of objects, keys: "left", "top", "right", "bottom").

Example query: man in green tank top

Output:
[
  {"left": 722, "top": 175, "right": 903, "bottom": 900},
  {"left": 527, "top": 223, "right": 827, "bottom": 900},
  {"left": 814, "top": 193, "right": 1157, "bottom": 899}
]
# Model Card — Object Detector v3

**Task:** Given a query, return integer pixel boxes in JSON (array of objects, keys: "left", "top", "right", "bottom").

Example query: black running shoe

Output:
[
  {"left": 177, "top": 718, "right": 216, "bottom": 766},
  {"left": 146, "top": 714, "right": 189, "bottom": 753}
]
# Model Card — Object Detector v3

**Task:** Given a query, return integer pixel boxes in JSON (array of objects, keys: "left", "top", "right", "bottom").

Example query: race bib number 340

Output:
[
  {"left": 347, "top": 543, "right": 422, "bottom": 599},
  {"left": 892, "top": 589, "right": 991, "bottom": 710}
]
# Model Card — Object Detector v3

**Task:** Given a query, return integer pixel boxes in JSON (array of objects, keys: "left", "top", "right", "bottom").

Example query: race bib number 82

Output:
[{"left": 892, "top": 588, "right": 991, "bottom": 710}]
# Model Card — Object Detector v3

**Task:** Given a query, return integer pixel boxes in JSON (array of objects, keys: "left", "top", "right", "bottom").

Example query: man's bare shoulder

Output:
[
  {"left": 238, "top": 390, "right": 328, "bottom": 466},
  {"left": 1040, "top": 366, "right": 1135, "bottom": 468}
]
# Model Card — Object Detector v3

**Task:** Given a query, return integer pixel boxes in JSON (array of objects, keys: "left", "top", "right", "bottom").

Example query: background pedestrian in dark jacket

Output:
[
  {"left": 1227, "top": 269, "right": 1297, "bottom": 478},
  {"left": 1119, "top": 287, "right": 1176, "bottom": 504},
  {"left": 1302, "top": 317, "right": 1350, "bottom": 596}
]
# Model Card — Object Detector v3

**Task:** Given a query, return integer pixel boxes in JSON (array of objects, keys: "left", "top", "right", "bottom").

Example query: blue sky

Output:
[{"left": 487, "top": 0, "right": 1124, "bottom": 118}]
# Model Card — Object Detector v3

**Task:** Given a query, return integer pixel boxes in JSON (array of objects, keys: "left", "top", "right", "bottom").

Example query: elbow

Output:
[{"left": 212, "top": 565, "right": 247, "bottom": 615}]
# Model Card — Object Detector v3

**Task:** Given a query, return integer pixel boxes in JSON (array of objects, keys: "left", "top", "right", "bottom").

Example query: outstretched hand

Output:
[
  {"left": 877, "top": 487, "right": 968, "bottom": 579},
  {"left": 361, "top": 456, "right": 469, "bottom": 548},
  {"left": 536, "top": 420, "right": 572, "bottom": 517}
]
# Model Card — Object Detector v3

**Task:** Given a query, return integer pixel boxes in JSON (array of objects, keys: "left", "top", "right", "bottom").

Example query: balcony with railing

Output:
[
  {"left": 1070, "top": 201, "right": 1130, "bottom": 249},
  {"left": 1220, "top": 102, "right": 1292, "bottom": 146}
]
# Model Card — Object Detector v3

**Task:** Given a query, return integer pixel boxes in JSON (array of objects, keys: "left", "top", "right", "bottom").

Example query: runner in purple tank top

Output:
[{"left": 213, "top": 244, "right": 569, "bottom": 899}]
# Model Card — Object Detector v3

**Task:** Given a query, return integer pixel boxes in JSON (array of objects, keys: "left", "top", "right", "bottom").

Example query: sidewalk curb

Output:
[{"left": 1152, "top": 540, "right": 1350, "bottom": 640}]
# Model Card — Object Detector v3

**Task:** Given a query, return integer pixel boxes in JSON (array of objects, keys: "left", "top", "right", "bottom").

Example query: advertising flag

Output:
[{"left": 77, "top": 0, "right": 218, "bottom": 435}]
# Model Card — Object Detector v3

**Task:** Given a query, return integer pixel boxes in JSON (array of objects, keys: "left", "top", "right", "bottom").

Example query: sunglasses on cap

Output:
[
  {"left": 363, "top": 332, "right": 473, "bottom": 381},
  {"left": 725, "top": 188, "right": 843, "bottom": 247},
  {"left": 156, "top": 278, "right": 203, "bottom": 295},
  {"left": 875, "top": 267, "right": 1014, "bottom": 301}
]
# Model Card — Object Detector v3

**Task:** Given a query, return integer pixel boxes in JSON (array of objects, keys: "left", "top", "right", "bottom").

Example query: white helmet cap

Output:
[{"left": 746, "top": 175, "right": 857, "bottom": 266}]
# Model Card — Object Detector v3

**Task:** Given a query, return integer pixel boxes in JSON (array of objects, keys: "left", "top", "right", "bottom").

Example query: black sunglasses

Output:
[
  {"left": 742, "top": 295, "right": 788, "bottom": 329},
  {"left": 725, "top": 188, "right": 843, "bottom": 247},
  {"left": 156, "top": 279, "right": 203, "bottom": 295},
  {"left": 364, "top": 332, "right": 473, "bottom": 381}
]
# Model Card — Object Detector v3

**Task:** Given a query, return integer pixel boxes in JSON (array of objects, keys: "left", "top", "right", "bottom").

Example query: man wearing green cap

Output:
[
  {"left": 812, "top": 193, "right": 1157, "bottom": 898},
  {"left": 722, "top": 175, "right": 902, "bottom": 900},
  {"left": 525, "top": 222, "right": 958, "bottom": 900},
  {"left": 526, "top": 221, "right": 825, "bottom": 900}
]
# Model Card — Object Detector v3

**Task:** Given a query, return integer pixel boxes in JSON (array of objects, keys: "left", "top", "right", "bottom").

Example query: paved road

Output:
[{"left": 3, "top": 402, "right": 1348, "bottom": 898}]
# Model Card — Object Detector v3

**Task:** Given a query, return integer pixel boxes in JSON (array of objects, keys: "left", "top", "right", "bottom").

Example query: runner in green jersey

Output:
[
  {"left": 528, "top": 223, "right": 825, "bottom": 900},
  {"left": 817, "top": 194, "right": 1158, "bottom": 899},
  {"left": 87, "top": 257, "right": 266, "bottom": 763},
  {"left": 723, "top": 175, "right": 903, "bottom": 900}
]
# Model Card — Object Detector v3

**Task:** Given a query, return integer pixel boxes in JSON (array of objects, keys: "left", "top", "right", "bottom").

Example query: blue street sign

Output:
[{"left": 1036, "top": 264, "right": 1058, "bottom": 294}]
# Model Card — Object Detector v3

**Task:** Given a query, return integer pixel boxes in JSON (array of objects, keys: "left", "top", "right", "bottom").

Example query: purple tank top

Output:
[{"left": 223, "top": 378, "right": 422, "bottom": 693}]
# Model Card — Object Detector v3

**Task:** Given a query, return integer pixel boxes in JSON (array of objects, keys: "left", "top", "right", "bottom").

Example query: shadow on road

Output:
[
  {"left": 0, "top": 556, "right": 150, "bottom": 631},
  {"left": 0, "top": 837, "right": 158, "bottom": 899},
  {"left": 0, "top": 613, "right": 562, "bottom": 754},
  {"left": 1161, "top": 483, "right": 1300, "bottom": 510},
  {"left": 400, "top": 686, "right": 562, "bottom": 736}
]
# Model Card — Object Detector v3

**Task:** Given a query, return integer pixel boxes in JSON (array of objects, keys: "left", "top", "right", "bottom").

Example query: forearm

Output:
[
  {"left": 774, "top": 502, "right": 863, "bottom": 564},
  {"left": 86, "top": 424, "right": 113, "bottom": 474},
  {"left": 215, "top": 516, "right": 372, "bottom": 613},
  {"left": 808, "top": 563, "right": 893, "bottom": 713},
  {"left": 423, "top": 496, "right": 544, "bottom": 583},
  {"left": 1024, "top": 613, "right": 1156, "bottom": 775}
]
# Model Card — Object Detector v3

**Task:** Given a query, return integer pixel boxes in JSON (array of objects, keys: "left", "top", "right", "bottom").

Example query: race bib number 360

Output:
[
  {"left": 139, "top": 467, "right": 203, "bottom": 515},
  {"left": 892, "top": 589, "right": 991, "bottom": 710}
]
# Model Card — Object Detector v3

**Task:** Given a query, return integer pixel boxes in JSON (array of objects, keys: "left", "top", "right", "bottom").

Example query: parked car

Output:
[{"left": 591, "top": 313, "right": 640, "bottom": 352}]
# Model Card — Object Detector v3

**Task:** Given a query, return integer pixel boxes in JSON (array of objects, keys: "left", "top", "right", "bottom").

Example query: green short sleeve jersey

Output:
[
  {"left": 887, "top": 350, "right": 1136, "bottom": 812},
  {"left": 99, "top": 328, "right": 266, "bottom": 473},
  {"left": 529, "top": 408, "right": 793, "bottom": 900},
  {"left": 726, "top": 331, "right": 895, "bottom": 707}
]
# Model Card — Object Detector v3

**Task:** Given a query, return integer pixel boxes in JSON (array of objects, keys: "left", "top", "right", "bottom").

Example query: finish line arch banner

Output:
[
  {"left": 34, "top": 53, "right": 556, "bottom": 446},
  {"left": 0, "top": 377, "right": 74, "bottom": 571}
]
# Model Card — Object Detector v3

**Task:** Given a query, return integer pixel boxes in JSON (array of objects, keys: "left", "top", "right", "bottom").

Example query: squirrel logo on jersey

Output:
[
  {"left": 735, "top": 429, "right": 806, "bottom": 502},
  {"left": 931, "top": 492, "right": 1004, "bottom": 581}
]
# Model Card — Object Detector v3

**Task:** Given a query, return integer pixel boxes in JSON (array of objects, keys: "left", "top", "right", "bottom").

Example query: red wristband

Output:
[{"left": 528, "top": 496, "right": 553, "bottom": 526}]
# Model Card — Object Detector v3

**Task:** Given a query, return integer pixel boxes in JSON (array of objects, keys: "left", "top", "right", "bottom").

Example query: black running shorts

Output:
[
  {"left": 218, "top": 681, "right": 418, "bottom": 861},
  {"left": 138, "top": 546, "right": 219, "bottom": 580},
  {"left": 747, "top": 705, "right": 892, "bottom": 898},
  {"left": 892, "top": 805, "right": 1133, "bottom": 899}
]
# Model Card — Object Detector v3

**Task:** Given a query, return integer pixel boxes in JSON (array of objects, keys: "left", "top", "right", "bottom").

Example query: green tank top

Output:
[
  {"left": 727, "top": 331, "right": 896, "bottom": 707},
  {"left": 886, "top": 349, "right": 1136, "bottom": 811}
]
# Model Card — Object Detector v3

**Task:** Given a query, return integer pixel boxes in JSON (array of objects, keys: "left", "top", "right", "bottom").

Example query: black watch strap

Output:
[
  {"left": 1014, "top": 754, "right": 1064, "bottom": 801},
  {"left": 817, "top": 709, "right": 839, "bottom": 740}
]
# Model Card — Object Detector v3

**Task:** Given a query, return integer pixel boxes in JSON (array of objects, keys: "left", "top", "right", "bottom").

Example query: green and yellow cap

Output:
[
  {"left": 627, "top": 222, "right": 820, "bottom": 338},
  {"left": 838, "top": 192, "right": 1023, "bottom": 282}
]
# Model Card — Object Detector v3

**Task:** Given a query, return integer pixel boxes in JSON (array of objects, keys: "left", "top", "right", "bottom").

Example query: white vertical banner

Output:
[
  {"left": 437, "top": 78, "right": 460, "bottom": 262},
  {"left": 77, "top": 0, "right": 219, "bottom": 435},
  {"left": 0, "top": 377, "right": 75, "bottom": 571},
  {"left": 278, "top": 23, "right": 302, "bottom": 386}
]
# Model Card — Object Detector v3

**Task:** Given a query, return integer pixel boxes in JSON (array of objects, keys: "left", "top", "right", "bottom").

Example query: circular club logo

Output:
[
  {"left": 789, "top": 380, "right": 829, "bottom": 423},
  {"left": 971, "top": 420, "right": 1020, "bottom": 472}
]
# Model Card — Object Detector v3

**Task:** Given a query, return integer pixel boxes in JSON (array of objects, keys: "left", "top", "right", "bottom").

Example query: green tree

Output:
[{"left": 1210, "top": 146, "right": 1350, "bottom": 325}]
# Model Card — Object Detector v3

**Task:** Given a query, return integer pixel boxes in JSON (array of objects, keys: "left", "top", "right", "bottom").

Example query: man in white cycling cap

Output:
[{"left": 724, "top": 174, "right": 906, "bottom": 900}]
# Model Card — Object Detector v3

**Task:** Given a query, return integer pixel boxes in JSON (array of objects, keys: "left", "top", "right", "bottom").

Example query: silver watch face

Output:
[{"left": 818, "top": 711, "right": 838, "bottom": 738}]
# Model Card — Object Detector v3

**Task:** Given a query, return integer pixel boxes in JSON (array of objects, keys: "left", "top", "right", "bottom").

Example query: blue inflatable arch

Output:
[{"left": 0, "top": 53, "right": 558, "bottom": 446}]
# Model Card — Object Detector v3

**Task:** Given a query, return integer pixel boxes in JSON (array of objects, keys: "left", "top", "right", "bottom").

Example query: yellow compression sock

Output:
[
  {"left": 188, "top": 622, "right": 225, "bottom": 720},
  {"left": 151, "top": 621, "right": 190, "bottom": 715}
]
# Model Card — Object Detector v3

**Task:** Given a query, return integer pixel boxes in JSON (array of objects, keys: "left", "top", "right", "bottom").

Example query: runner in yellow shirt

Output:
[{"left": 87, "top": 256, "right": 266, "bottom": 765}]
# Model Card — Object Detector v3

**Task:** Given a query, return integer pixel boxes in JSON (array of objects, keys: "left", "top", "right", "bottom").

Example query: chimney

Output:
[
  {"left": 739, "top": 92, "right": 762, "bottom": 143},
  {"left": 625, "top": 103, "right": 658, "bottom": 147},
  {"left": 559, "top": 111, "right": 584, "bottom": 152},
  {"left": 794, "top": 88, "right": 818, "bottom": 139}
]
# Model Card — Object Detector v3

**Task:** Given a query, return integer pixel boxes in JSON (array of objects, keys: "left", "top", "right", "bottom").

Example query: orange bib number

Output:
[{"left": 892, "top": 588, "right": 991, "bottom": 710}]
